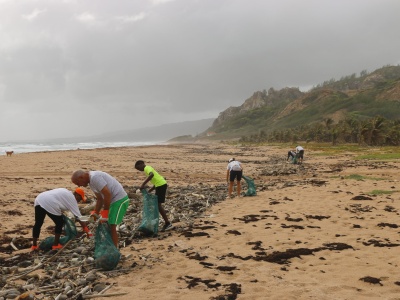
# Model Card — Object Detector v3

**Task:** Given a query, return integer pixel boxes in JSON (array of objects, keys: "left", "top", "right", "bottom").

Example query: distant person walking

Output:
[
  {"left": 226, "top": 158, "right": 243, "bottom": 198},
  {"left": 71, "top": 170, "right": 130, "bottom": 248},
  {"left": 31, "top": 188, "right": 90, "bottom": 251},
  {"left": 134, "top": 160, "right": 174, "bottom": 232},
  {"left": 295, "top": 145, "right": 305, "bottom": 163}
]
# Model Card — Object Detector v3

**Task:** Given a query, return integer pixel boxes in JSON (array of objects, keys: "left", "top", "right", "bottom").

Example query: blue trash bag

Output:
[
  {"left": 94, "top": 222, "right": 121, "bottom": 270},
  {"left": 243, "top": 175, "right": 257, "bottom": 196},
  {"left": 137, "top": 190, "right": 159, "bottom": 236},
  {"left": 39, "top": 215, "right": 78, "bottom": 251}
]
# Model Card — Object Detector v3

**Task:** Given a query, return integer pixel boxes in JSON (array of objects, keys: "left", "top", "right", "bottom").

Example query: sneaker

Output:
[
  {"left": 161, "top": 223, "right": 174, "bottom": 232},
  {"left": 52, "top": 244, "right": 63, "bottom": 250},
  {"left": 31, "top": 245, "right": 39, "bottom": 251}
]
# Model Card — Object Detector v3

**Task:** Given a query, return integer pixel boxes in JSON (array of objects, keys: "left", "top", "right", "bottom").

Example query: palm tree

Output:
[
  {"left": 341, "top": 117, "right": 362, "bottom": 144},
  {"left": 361, "top": 116, "right": 386, "bottom": 145},
  {"left": 331, "top": 127, "right": 339, "bottom": 145},
  {"left": 384, "top": 119, "right": 400, "bottom": 145}
]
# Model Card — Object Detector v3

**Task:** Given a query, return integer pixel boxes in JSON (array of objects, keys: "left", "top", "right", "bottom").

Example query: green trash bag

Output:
[
  {"left": 137, "top": 190, "right": 159, "bottom": 236},
  {"left": 292, "top": 156, "right": 298, "bottom": 164},
  {"left": 243, "top": 175, "right": 257, "bottom": 196},
  {"left": 39, "top": 215, "right": 78, "bottom": 251},
  {"left": 94, "top": 223, "right": 121, "bottom": 270}
]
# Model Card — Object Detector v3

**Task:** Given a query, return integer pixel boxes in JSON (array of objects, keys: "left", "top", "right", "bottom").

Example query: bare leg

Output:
[
  {"left": 237, "top": 181, "right": 241, "bottom": 197},
  {"left": 228, "top": 181, "right": 234, "bottom": 197},
  {"left": 110, "top": 224, "right": 118, "bottom": 248},
  {"left": 158, "top": 203, "right": 170, "bottom": 224}
]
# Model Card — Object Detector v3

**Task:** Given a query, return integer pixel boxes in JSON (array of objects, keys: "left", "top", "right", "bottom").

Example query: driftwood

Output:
[
  {"left": 80, "top": 202, "right": 97, "bottom": 214},
  {"left": 46, "top": 239, "right": 73, "bottom": 263},
  {"left": 81, "top": 292, "right": 129, "bottom": 299},
  {"left": 10, "top": 237, "right": 19, "bottom": 251},
  {"left": 10, "top": 263, "right": 44, "bottom": 281},
  {"left": 2, "top": 183, "right": 230, "bottom": 300},
  {"left": 9, "top": 239, "right": 73, "bottom": 281}
]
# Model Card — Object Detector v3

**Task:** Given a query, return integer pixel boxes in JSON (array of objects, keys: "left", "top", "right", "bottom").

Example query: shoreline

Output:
[
  {"left": 0, "top": 140, "right": 167, "bottom": 155},
  {"left": 1, "top": 143, "right": 400, "bottom": 299}
]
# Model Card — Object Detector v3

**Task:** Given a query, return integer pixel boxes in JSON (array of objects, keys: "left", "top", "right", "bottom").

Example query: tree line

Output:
[{"left": 239, "top": 116, "right": 400, "bottom": 146}]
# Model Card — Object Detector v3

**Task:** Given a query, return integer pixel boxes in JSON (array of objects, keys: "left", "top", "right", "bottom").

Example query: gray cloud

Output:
[{"left": 0, "top": 0, "right": 399, "bottom": 141}]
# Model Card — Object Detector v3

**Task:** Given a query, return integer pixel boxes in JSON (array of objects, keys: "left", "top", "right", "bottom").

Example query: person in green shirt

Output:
[{"left": 135, "top": 160, "right": 174, "bottom": 232}]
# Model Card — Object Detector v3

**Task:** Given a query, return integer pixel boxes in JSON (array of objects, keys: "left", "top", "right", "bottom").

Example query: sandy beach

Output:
[{"left": 1, "top": 143, "right": 400, "bottom": 299}]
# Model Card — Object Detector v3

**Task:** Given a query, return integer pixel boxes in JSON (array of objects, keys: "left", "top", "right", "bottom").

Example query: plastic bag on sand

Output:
[
  {"left": 39, "top": 215, "right": 77, "bottom": 251},
  {"left": 137, "top": 190, "right": 159, "bottom": 236},
  {"left": 243, "top": 175, "right": 257, "bottom": 196},
  {"left": 94, "top": 223, "right": 121, "bottom": 270}
]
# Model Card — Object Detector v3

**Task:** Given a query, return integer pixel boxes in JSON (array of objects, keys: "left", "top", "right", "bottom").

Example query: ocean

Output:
[{"left": 0, "top": 141, "right": 162, "bottom": 154}]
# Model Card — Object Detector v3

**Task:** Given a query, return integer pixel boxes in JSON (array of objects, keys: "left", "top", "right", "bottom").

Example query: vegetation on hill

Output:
[
  {"left": 203, "top": 65, "right": 400, "bottom": 146},
  {"left": 312, "top": 65, "right": 400, "bottom": 91},
  {"left": 240, "top": 116, "right": 400, "bottom": 146}
]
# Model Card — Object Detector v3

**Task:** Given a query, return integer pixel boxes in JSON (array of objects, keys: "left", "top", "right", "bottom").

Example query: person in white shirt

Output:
[
  {"left": 295, "top": 145, "right": 305, "bottom": 163},
  {"left": 32, "top": 188, "right": 89, "bottom": 251},
  {"left": 71, "top": 170, "right": 129, "bottom": 248},
  {"left": 226, "top": 158, "right": 243, "bottom": 198}
]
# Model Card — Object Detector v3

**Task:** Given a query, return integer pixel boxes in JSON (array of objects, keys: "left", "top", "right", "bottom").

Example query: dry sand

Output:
[{"left": 1, "top": 143, "right": 400, "bottom": 299}]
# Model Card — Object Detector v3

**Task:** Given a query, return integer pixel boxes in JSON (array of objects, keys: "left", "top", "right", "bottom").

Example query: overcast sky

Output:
[{"left": 0, "top": 0, "right": 399, "bottom": 142}]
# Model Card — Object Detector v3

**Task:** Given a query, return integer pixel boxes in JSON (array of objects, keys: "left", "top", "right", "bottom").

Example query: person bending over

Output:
[
  {"left": 32, "top": 187, "right": 90, "bottom": 251},
  {"left": 295, "top": 145, "right": 305, "bottom": 163},
  {"left": 135, "top": 160, "right": 174, "bottom": 232},
  {"left": 287, "top": 150, "right": 296, "bottom": 161},
  {"left": 226, "top": 158, "right": 243, "bottom": 198},
  {"left": 71, "top": 170, "right": 129, "bottom": 248}
]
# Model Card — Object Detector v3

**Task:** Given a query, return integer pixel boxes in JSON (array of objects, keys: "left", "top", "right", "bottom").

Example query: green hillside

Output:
[{"left": 203, "top": 65, "right": 400, "bottom": 145}]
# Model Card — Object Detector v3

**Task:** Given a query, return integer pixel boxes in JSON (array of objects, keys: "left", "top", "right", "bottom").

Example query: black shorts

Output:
[
  {"left": 229, "top": 170, "right": 243, "bottom": 182},
  {"left": 155, "top": 184, "right": 168, "bottom": 203},
  {"left": 297, "top": 150, "right": 304, "bottom": 159}
]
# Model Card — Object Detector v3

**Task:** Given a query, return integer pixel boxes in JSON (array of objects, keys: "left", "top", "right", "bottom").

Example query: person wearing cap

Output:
[
  {"left": 71, "top": 170, "right": 129, "bottom": 248},
  {"left": 226, "top": 158, "right": 243, "bottom": 198},
  {"left": 31, "top": 187, "right": 91, "bottom": 251}
]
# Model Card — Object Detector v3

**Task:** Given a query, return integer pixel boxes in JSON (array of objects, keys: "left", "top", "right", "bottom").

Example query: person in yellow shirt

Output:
[{"left": 135, "top": 160, "right": 174, "bottom": 232}]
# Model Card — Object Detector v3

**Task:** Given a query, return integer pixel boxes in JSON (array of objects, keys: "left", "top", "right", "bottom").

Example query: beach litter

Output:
[{"left": 0, "top": 183, "right": 231, "bottom": 299}]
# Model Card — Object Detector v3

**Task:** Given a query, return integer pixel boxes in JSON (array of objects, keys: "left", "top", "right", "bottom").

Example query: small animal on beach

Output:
[{"left": 6, "top": 151, "right": 13, "bottom": 157}]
